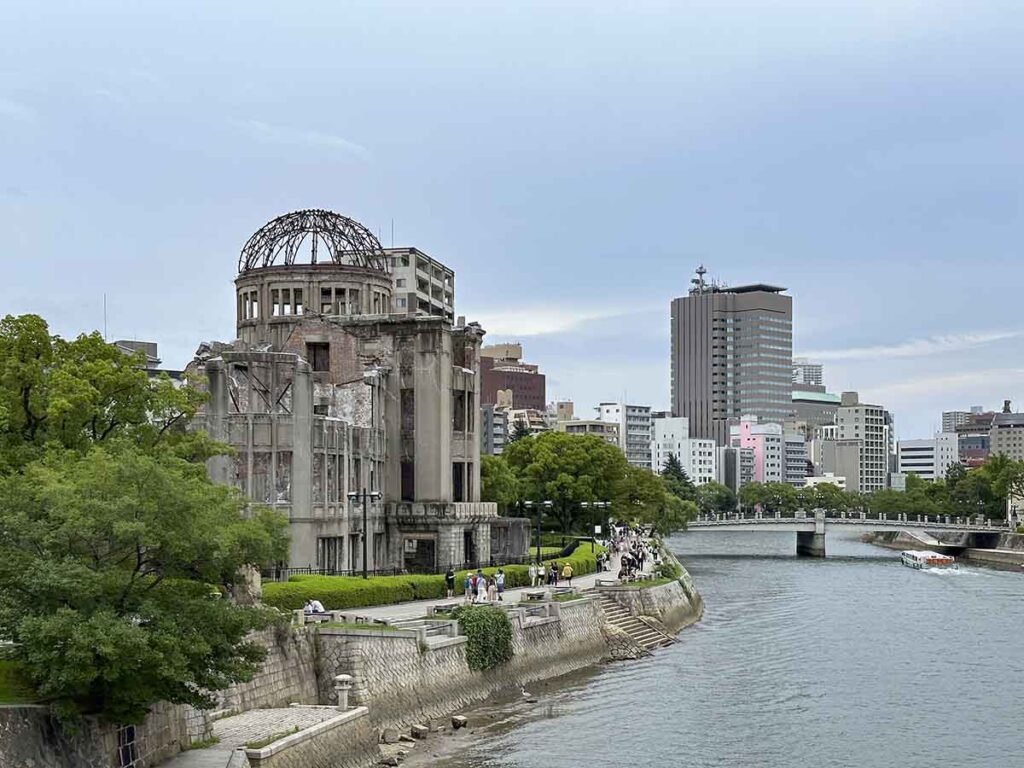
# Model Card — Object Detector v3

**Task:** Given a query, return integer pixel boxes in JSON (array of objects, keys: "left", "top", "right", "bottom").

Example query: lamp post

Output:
[
  {"left": 523, "top": 500, "right": 552, "bottom": 565},
  {"left": 580, "top": 501, "right": 609, "bottom": 552},
  {"left": 348, "top": 489, "right": 382, "bottom": 579}
]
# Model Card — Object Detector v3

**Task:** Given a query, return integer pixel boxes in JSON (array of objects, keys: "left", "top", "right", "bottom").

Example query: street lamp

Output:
[
  {"left": 523, "top": 500, "right": 553, "bottom": 565},
  {"left": 580, "top": 501, "right": 609, "bottom": 551},
  {"left": 348, "top": 489, "right": 382, "bottom": 579}
]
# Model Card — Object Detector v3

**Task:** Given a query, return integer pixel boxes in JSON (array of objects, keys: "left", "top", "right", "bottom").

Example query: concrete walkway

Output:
[{"left": 350, "top": 548, "right": 650, "bottom": 621}]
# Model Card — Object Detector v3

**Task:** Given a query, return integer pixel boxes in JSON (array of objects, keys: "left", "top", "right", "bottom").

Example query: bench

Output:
[
  {"left": 551, "top": 586, "right": 575, "bottom": 596},
  {"left": 524, "top": 590, "right": 547, "bottom": 601}
]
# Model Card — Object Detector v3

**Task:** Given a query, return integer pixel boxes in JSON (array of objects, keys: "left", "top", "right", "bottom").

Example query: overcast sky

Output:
[{"left": 1, "top": 1, "right": 1022, "bottom": 439}]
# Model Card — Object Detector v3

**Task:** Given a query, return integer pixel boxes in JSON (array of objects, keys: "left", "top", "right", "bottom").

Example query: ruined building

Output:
[{"left": 191, "top": 209, "right": 529, "bottom": 572}]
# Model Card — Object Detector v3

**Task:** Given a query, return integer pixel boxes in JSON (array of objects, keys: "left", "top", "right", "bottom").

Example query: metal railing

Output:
[
  {"left": 261, "top": 538, "right": 594, "bottom": 582},
  {"left": 690, "top": 510, "right": 1010, "bottom": 531}
]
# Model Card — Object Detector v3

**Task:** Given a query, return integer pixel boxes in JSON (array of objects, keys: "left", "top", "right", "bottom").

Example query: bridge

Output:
[{"left": 686, "top": 510, "right": 1012, "bottom": 557}]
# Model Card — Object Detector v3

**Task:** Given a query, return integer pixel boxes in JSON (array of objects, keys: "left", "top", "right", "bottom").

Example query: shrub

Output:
[
  {"left": 262, "top": 543, "right": 605, "bottom": 612},
  {"left": 452, "top": 605, "right": 513, "bottom": 671},
  {"left": 655, "top": 560, "right": 683, "bottom": 581}
]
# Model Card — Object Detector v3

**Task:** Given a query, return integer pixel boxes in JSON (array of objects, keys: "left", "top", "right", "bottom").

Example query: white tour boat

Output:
[{"left": 900, "top": 550, "right": 958, "bottom": 570}]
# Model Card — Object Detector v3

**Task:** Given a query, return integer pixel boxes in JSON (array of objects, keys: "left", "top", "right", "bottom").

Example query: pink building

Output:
[{"left": 729, "top": 415, "right": 783, "bottom": 483}]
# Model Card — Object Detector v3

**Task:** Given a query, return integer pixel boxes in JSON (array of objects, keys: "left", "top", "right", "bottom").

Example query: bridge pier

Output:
[
  {"left": 796, "top": 511, "right": 827, "bottom": 557},
  {"left": 796, "top": 531, "right": 826, "bottom": 557}
]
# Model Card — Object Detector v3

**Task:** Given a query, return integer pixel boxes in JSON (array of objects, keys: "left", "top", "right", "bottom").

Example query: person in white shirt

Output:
[
  {"left": 304, "top": 598, "right": 326, "bottom": 614},
  {"left": 528, "top": 562, "right": 539, "bottom": 587}
]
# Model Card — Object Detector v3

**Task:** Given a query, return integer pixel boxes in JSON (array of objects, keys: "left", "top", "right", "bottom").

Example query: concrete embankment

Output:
[
  {"left": 864, "top": 530, "right": 1024, "bottom": 568},
  {"left": 0, "top": 552, "right": 702, "bottom": 768}
]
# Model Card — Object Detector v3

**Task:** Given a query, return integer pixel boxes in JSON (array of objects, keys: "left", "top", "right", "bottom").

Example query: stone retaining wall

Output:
[
  {"left": 216, "top": 625, "right": 319, "bottom": 714},
  {"left": 0, "top": 700, "right": 210, "bottom": 768},
  {"left": 317, "top": 598, "right": 609, "bottom": 730},
  {"left": 244, "top": 707, "right": 378, "bottom": 768}
]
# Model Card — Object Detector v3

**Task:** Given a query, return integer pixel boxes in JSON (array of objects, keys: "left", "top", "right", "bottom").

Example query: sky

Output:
[{"left": 1, "top": 0, "right": 1022, "bottom": 440}]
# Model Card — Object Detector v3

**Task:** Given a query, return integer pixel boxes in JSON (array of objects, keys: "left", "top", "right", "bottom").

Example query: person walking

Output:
[
  {"left": 445, "top": 567, "right": 456, "bottom": 599},
  {"left": 561, "top": 562, "right": 573, "bottom": 586},
  {"left": 496, "top": 569, "right": 506, "bottom": 601},
  {"left": 463, "top": 572, "right": 472, "bottom": 604},
  {"left": 528, "top": 561, "right": 539, "bottom": 587},
  {"left": 475, "top": 569, "right": 485, "bottom": 602},
  {"left": 550, "top": 563, "right": 559, "bottom": 586},
  {"left": 487, "top": 577, "right": 498, "bottom": 603}
]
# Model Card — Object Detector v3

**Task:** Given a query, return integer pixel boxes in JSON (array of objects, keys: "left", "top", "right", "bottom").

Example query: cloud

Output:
[
  {"left": 864, "top": 367, "right": 1024, "bottom": 401},
  {"left": 0, "top": 96, "right": 34, "bottom": 122},
  {"left": 802, "top": 330, "right": 1024, "bottom": 361},
  {"left": 465, "top": 306, "right": 661, "bottom": 338},
  {"left": 233, "top": 119, "right": 370, "bottom": 159}
]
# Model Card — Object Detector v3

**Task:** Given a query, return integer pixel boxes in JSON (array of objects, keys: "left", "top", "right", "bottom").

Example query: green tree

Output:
[
  {"left": 613, "top": 464, "right": 694, "bottom": 534},
  {"left": 503, "top": 432, "right": 627, "bottom": 533},
  {"left": 0, "top": 315, "right": 290, "bottom": 725},
  {"left": 660, "top": 453, "right": 697, "bottom": 503},
  {"left": 480, "top": 454, "right": 518, "bottom": 513},
  {"left": 697, "top": 481, "right": 737, "bottom": 514},
  {"left": 508, "top": 419, "right": 532, "bottom": 443}
]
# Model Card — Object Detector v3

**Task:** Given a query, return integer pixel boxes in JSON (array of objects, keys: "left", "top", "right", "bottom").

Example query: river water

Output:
[{"left": 433, "top": 531, "right": 1024, "bottom": 768}]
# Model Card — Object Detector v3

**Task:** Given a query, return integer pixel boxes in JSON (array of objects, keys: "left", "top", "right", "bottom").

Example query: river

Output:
[{"left": 428, "top": 531, "right": 1024, "bottom": 768}]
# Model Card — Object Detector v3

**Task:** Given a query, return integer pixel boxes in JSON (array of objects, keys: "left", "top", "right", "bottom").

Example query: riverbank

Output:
[
  {"left": 862, "top": 530, "right": 1024, "bottom": 569},
  {"left": 0, "top": 541, "right": 701, "bottom": 768}
]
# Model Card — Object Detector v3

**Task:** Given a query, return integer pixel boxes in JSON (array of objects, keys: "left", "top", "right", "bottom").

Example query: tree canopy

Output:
[
  {"left": 0, "top": 315, "right": 289, "bottom": 724},
  {"left": 492, "top": 432, "right": 697, "bottom": 534}
]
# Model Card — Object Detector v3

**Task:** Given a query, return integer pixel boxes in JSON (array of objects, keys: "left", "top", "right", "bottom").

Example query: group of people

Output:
[
  {"left": 446, "top": 567, "right": 508, "bottom": 604},
  {"left": 526, "top": 561, "right": 574, "bottom": 587}
]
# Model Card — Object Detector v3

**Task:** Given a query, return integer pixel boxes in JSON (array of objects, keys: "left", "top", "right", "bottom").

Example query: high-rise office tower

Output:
[{"left": 670, "top": 266, "right": 793, "bottom": 444}]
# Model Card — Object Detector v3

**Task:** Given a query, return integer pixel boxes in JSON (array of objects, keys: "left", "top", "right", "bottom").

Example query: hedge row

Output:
[{"left": 262, "top": 543, "right": 605, "bottom": 612}]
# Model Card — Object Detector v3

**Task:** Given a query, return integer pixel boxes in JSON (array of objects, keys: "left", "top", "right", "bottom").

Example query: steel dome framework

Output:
[{"left": 238, "top": 209, "right": 390, "bottom": 274}]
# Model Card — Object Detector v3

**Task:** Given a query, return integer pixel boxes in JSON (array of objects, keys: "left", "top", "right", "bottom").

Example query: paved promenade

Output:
[{"left": 351, "top": 551, "right": 632, "bottom": 621}]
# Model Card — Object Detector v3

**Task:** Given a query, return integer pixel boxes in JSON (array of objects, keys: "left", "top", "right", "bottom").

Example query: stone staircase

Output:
[{"left": 593, "top": 593, "right": 674, "bottom": 652}]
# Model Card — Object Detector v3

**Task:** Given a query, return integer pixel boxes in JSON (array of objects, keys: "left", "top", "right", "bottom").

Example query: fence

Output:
[{"left": 261, "top": 538, "right": 592, "bottom": 582}]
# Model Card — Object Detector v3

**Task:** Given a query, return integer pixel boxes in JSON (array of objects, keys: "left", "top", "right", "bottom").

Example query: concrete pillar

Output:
[
  {"left": 797, "top": 511, "right": 826, "bottom": 557},
  {"left": 796, "top": 531, "right": 826, "bottom": 557}
]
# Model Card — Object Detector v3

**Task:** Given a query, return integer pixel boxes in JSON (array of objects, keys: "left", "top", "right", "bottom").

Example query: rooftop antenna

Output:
[{"left": 690, "top": 264, "right": 708, "bottom": 294}]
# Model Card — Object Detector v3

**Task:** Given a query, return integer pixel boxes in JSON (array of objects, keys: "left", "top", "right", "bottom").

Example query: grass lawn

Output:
[{"left": 0, "top": 660, "right": 38, "bottom": 704}]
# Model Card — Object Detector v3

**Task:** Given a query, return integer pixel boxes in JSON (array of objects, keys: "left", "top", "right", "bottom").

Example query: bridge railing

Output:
[{"left": 693, "top": 509, "right": 1008, "bottom": 530}]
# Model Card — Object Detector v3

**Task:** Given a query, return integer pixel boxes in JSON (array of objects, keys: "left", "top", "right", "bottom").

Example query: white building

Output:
[
  {"left": 729, "top": 415, "right": 784, "bottom": 484},
  {"left": 784, "top": 433, "right": 809, "bottom": 487},
  {"left": 805, "top": 473, "right": 847, "bottom": 490},
  {"left": 651, "top": 415, "right": 717, "bottom": 485},
  {"left": 896, "top": 432, "right": 958, "bottom": 481},
  {"left": 793, "top": 358, "right": 824, "bottom": 387},
  {"left": 598, "top": 402, "right": 652, "bottom": 470}
]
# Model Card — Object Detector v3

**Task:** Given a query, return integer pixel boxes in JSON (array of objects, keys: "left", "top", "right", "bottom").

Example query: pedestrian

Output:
[
  {"left": 487, "top": 577, "right": 498, "bottom": 603},
  {"left": 550, "top": 563, "right": 559, "bottom": 586},
  {"left": 463, "top": 572, "right": 472, "bottom": 603},
  {"left": 475, "top": 569, "right": 485, "bottom": 602},
  {"left": 496, "top": 569, "right": 506, "bottom": 601},
  {"left": 561, "top": 562, "right": 573, "bottom": 586},
  {"left": 528, "top": 561, "right": 539, "bottom": 587},
  {"left": 445, "top": 566, "right": 456, "bottom": 599}
]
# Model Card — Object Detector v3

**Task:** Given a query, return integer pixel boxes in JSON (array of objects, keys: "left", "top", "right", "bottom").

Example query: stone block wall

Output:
[
  {"left": 216, "top": 625, "right": 319, "bottom": 713},
  {"left": 317, "top": 599, "right": 610, "bottom": 730},
  {"left": 245, "top": 707, "right": 378, "bottom": 768},
  {"left": 0, "top": 700, "right": 211, "bottom": 768}
]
